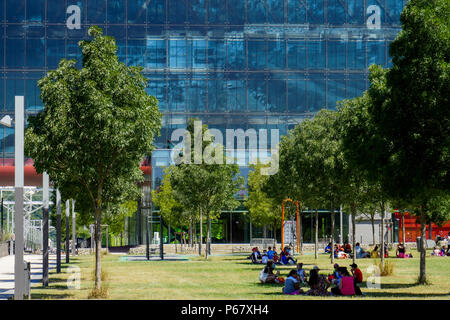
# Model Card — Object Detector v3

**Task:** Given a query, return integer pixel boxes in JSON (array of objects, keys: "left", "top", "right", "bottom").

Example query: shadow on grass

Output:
[
  {"left": 359, "top": 282, "right": 421, "bottom": 289},
  {"left": 363, "top": 291, "right": 450, "bottom": 298},
  {"left": 31, "top": 292, "right": 73, "bottom": 299}
]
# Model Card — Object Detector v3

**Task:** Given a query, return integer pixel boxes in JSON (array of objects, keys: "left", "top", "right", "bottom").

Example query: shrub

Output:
[
  {"left": 87, "top": 286, "right": 109, "bottom": 299},
  {"left": 375, "top": 259, "right": 395, "bottom": 276}
]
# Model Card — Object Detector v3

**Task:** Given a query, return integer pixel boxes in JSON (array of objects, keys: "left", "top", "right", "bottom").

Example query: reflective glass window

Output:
[
  {"left": 287, "top": 0, "right": 306, "bottom": 24},
  {"left": 26, "top": 78, "right": 44, "bottom": 112},
  {"left": 347, "top": 40, "right": 365, "bottom": 70},
  {"left": 386, "top": 0, "right": 404, "bottom": 25},
  {"left": 128, "top": 0, "right": 147, "bottom": 24},
  {"left": 347, "top": 0, "right": 365, "bottom": 25},
  {"left": 107, "top": 0, "right": 126, "bottom": 24},
  {"left": 288, "top": 79, "right": 307, "bottom": 113},
  {"left": 169, "top": 39, "right": 187, "bottom": 68},
  {"left": 188, "top": 0, "right": 206, "bottom": 24},
  {"left": 227, "top": 0, "right": 245, "bottom": 25},
  {"left": 127, "top": 40, "right": 146, "bottom": 67},
  {"left": 190, "top": 40, "right": 207, "bottom": 69},
  {"left": 307, "top": 41, "right": 325, "bottom": 69},
  {"left": 26, "top": 26, "right": 45, "bottom": 38},
  {"left": 267, "top": 41, "right": 285, "bottom": 70},
  {"left": 327, "top": 0, "right": 346, "bottom": 25},
  {"left": 207, "top": 40, "right": 225, "bottom": 70},
  {"left": 367, "top": 0, "right": 385, "bottom": 25},
  {"left": 267, "top": 0, "right": 284, "bottom": 24},
  {"left": 248, "top": 41, "right": 266, "bottom": 70},
  {"left": 387, "top": 40, "right": 394, "bottom": 67},
  {"left": 0, "top": 78, "right": 4, "bottom": 111},
  {"left": 116, "top": 40, "right": 127, "bottom": 64},
  {"left": 47, "top": 0, "right": 67, "bottom": 23},
  {"left": 287, "top": 41, "right": 306, "bottom": 70},
  {"left": 307, "top": 0, "right": 324, "bottom": 24},
  {"left": 268, "top": 80, "right": 286, "bottom": 112},
  {"left": 0, "top": 36, "right": 3, "bottom": 68},
  {"left": 327, "top": 79, "right": 346, "bottom": 110},
  {"left": 168, "top": 0, "right": 186, "bottom": 24},
  {"left": 227, "top": 76, "right": 246, "bottom": 112},
  {"left": 47, "top": 39, "right": 66, "bottom": 69},
  {"left": 188, "top": 79, "right": 207, "bottom": 112},
  {"left": 168, "top": 78, "right": 186, "bottom": 112},
  {"left": 6, "top": 0, "right": 25, "bottom": 23},
  {"left": 6, "top": 74, "right": 24, "bottom": 111},
  {"left": 248, "top": 0, "right": 266, "bottom": 24},
  {"left": 226, "top": 40, "right": 245, "bottom": 70},
  {"left": 347, "top": 77, "right": 366, "bottom": 98},
  {"left": 208, "top": 78, "right": 227, "bottom": 112},
  {"left": 26, "top": 39, "right": 45, "bottom": 68},
  {"left": 146, "top": 39, "right": 166, "bottom": 68},
  {"left": 6, "top": 39, "right": 25, "bottom": 68},
  {"left": 147, "top": 80, "right": 167, "bottom": 112},
  {"left": 208, "top": 0, "right": 226, "bottom": 24},
  {"left": 27, "top": 0, "right": 45, "bottom": 22},
  {"left": 148, "top": 0, "right": 166, "bottom": 24},
  {"left": 327, "top": 40, "right": 346, "bottom": 70},
  {"left": 248, "top": 76, "right": 266, "bottom": 112},
  {"left": 367, "top": 40, "right": 386, "bottom": 67},
  {"left": 307, "top": 76, "right": 326, "bottom": 112},
  {"left": 67, "top": 40, "right": 82, "bottom": 68},
  {"left": 87, "top": 0, "right": 106, "bottom": 24}
]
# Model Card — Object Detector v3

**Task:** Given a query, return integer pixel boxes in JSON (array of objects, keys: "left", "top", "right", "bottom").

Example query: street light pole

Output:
[
  {"left": 56, "top": 189, "right": 61, "bottom": 273},
  {"left": 42, "top": 172, "right": 49, "bottom": 286},
  {"left": 72, "top": 200, "right": 76, "bottom": 256},
  {"left": 14, "top": 96, "right": 24, "bottom": 300},
  {"left": 65, "top": 199, "right": 70, "bottom": 263}
]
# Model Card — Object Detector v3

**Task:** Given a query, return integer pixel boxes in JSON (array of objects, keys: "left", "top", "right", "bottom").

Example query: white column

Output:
[
  {"left": 14, "top": 96, "right": 24, "bottom": 300},
  {"left": 72, "top": 200, "right": 76, "bottom": 255}
]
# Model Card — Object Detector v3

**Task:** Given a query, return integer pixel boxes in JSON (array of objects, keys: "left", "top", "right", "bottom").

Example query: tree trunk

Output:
[
  {"left": 299, "top": 211, "right": 303, "bottom": 255},
  {"left": 194, "top": 222, "right": 197, "bottom": 249},
  {"left": 205, "top": 213, "right": 210, "bottom": 260},
  {"left": 419, "top": 204, "right": 427, "bottom": 284},
  {"left": 351, "top": 203, "right": 356, "bottom": 264},
  {"left": 331, "top": 205, "right": 335, "bottom": 264},
  {"left": 315, "top": 208, "right": 318, "bottom": 260},
  {"left": 199, "top": 209, "right": 203, "bottom": 256},
  {"left": 371, "top": 215, "right": 375, "bottom": 246},
  {"left": 380, "top": 200, "right": 385, "bottom": 269},
  {"left": 272, "top": 222, "right": 277, "bottom": 249},
  {"left": 263, "top": 224, "right": 267, "bottom": 248},
  {"left": 94, "top": 208, "right": 102, "bottom": 290},
  {"left": 401, "top": 212, "right": 405, "bottom": 244},
  {"left": 189, "top": 218, "right": 193, "bottom": 247}
]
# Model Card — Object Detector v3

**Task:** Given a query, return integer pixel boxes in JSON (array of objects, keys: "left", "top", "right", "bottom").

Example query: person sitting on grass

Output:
[
  {"left": 371, "top": 245, "right": 379, "bottom": 258},
  {"left": 296, "top": 263, "right": 307, "bottom": 284},
  {"left": 355, "top": 243, "right": 370, "bottom": 258},
  {"left": 250, "top": 247, "right": 261, "bottom": 263},
  {"left": 350, "top": 263, "right": 363, "bottom": 296},
  {"left": 281, "top": 246, "right": 297, "bottom": 265},
  {"left": 282, "top": 270, "right": 304, "bottom": 295},
  {"left": 331, "top": 267, "right": 355, "bottom": 296},
  {"left": 259, "top": 260, "right": 283, "bottom": 284},
  {"left": 273, "top": 251, "right": 281, "bottom": 264},
  {"left": 328, "top": 263, "right": 341, "bottom": 286},
  {"left": 344, "top": 240, "right": 352, "bottom": 254},
  {"left": 396, "top": 243, "right": 412, "bottom": 258},
  {"left": 261, "top": 251, "right": 269, "bottom": 264},
  {"left": 305, "top": 266, "right": 330, "bottom": 296},
  {"left": 324, "top": 242, "right": 332, "bottom": 254},
  {"left": 267, "top": 246, "right": 276, "bottom": 260}
]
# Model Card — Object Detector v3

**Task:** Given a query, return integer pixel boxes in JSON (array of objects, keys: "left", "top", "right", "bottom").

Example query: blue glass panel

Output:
[
  {"left": 327, "top": 79, "right": 346, "bottom": 110},
  {"left": 146, "top": 39, "right": 166, "bottom": 68},
  {"left": 6, "top": 74, "right": 24, "bottom": 111},
  {"left": 148, "top": 0, "right": 166, "bottom": 24},
  {"left": 26, "top": 39, "right": 45, "bottom": 68},
  {"left": 387, "top": 40, "right": 394, "bottom": 67},
  {"left": 147, "top": 80, "right": 167, "bottom": 111},
  {"left": 227, "top": 0, "right": 245, "bottom": 25},
  {"left": 267, "top": 0, "right": 284, "bottom": 24},
  {"left": 287, "top": 0, "right": 306, "bottom": 24},
  {"left": 188, "top": 80, "right": 206, "bottom": 112},
  {"left": 128, "top": 0, "right": 147, "bottom": 24},
  {"left": 267, "top": 41, "right": 285, "bottom": 70},
  {"left": 116, "top": 40, "right": 127, "bottom": 64},
  {"left": 347, "top": 0, "right": 365, "bottom": 25},
  {"left": 367, "top": 40, "right": 386, "bottom": 67},
  {"left": 347, "top": 78, "right": 365, "bottom": 98},
  {"left": 386, "top": 0, "right": 403, "bottom": 25},
  {"left": 6, "top": 0, "right": 25, "bottom": 23},
  {"left": 6, "top": 39, "right": 25, "bottom": 68},
  {"left": 0, "top": 78, "right": 4, "bottom": 111},
  {"left": 67, "top": 40, "right": 82, "bottom": 68},
  {"left": 26, "top": 79, "right": 43, "bottom": 112},
  {"left": 47, "top": 0, "right": 67, "bottom": 23},
  {"left": 327, "top": 40, "right": 346, "bottom": 70},
  {"left": 27, "top": 0, "right": 45, "bottom": 22},
  {"left": 190, "top": 39, "right": 206, "bottom": 69},
  {"left": 207, "top": 40, "right": 225, "bottom": 69},
  {"left": 307, "top": 41, "right": 325, "bottom": 69},
  {"left": 287, "top": 41, "right": 306, "bottom": 70},
  {"left": 308, "top": 0, "right": 324, "bottom": 24},
  {"left": 367, "top": 0, "right": 385, "bottom": 25},
  {"left": 248, "top": 77, "right": 266, "bottom": 112},
  {"left": 188, "top": 0, "right": 206, "bottom": 24},
  {"left": 347, "top": 40, "right": 365, "bottom": 70},
  {"left": 307, "top": 77, "right": 326, "bottom": 112},
  {"left": 168, "top": 78, "right": 186, "bottom": 112},
  {"left": 26, "top": 26, "right": 45, "bottom": 38},
  {"left": 248, "top": 0, "right": 266, "bottom": 24},
  {"left": 127, "top": 25, "right": 146, "bottom": 39},
  {"left": 6, "top": 25, "right": 25, "bottom": 37},
  {"left": 208, "top": 79, "right": 227, "bottom": 112},
  {"left": 107, "top": 0, "right": 126, "bottom": 24},
  {"left": 127, "top": 39, "right": 146, "bottom": 67},
  {"left": 169, "top": 39, "right": 187, "bottom": 68},
  {"left": 226, "top": 40, "right": 245, "bottom": 70},
  {"left": 268, "top": 80, "right": 286, "bottom": 112},
  {"left": 248, "top": 41, "right": 266, "bottom": 70},
  {"left": 327, "top": 0, "right": 346, "bottom": 25},
  {"left": 168, "top": 0, "right": 186, "bottom": 24},
  {"left": 227, "top": 76, "right": 246, "bottom": 112},
  {"left": 0, "top": 36, "right": 3, "bottom": 68},
  {"left": 47, "top": 39, "right": 66, "bottom": 68},
  {"left": 107, "top": 25, "right": 126, "bottom": 38},
  {"left": 47, "top": 25, "right": 66, "bottom": 38},
  {"left": 287, "top": 80, "right": 307, "bottom": 113},
  {"left": 208, "top": 0, "right": 226, "bottom": 24},
  {"left": 87, "top": 0, "right": 106, "bottom": 24}
]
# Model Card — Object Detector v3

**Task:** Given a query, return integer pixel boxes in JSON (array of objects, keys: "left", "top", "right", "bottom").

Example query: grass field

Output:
[{"left": 31, "top": 250, "right": 450, "bottom": 300}]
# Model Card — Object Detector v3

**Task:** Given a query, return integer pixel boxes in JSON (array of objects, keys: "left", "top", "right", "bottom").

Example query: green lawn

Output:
[{"left": 31, "top": 250, "right": 450, "bottom": 300}]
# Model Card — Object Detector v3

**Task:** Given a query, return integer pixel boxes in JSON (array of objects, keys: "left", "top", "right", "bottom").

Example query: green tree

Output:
[{"left": 25, "top": 26, "right": 162, "bottom": 290}]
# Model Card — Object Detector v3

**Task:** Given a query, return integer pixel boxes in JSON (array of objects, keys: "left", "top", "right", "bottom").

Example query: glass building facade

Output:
[{"left": 0, "top": 0, "right": 405, "bottom": 245}]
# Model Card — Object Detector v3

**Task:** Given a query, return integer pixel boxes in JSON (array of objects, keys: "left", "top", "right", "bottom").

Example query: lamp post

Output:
[{"left": 42, "top": 172, "right": 49, "bottom": 286}]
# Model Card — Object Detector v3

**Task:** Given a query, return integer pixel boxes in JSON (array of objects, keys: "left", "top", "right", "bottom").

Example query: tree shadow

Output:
[{"left": 31, "top": 292, "right": 73, "bottom": 299}]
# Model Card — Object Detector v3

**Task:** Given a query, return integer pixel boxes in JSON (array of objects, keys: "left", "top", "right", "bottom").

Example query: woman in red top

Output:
[
  {"left": 350, "top": 263, "right": 363, "bottom": 295},
  {"left": 331, "top": 267, "right": 355, "bottom": 296}
]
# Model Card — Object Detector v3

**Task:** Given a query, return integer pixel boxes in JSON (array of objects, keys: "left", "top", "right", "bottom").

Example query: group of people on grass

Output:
[
  {"left": 324, "top": 241, "right": 373, "bottom": 259},
  {"left": 250, "top": 246, "right": 297, "bottom": 265},
  {"left": 259, "top": 260, "right": 364, "bottom": 296}
]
